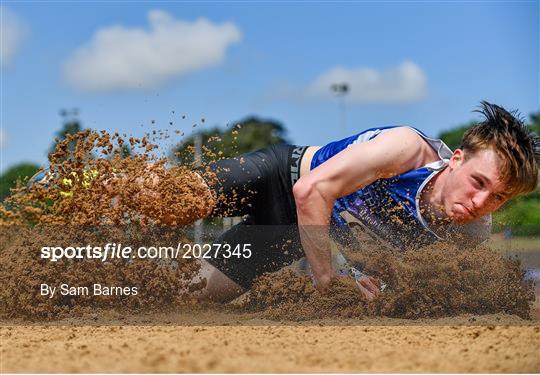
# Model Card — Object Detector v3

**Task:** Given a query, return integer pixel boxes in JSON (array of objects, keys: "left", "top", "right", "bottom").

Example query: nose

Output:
[{"left": 471, "top": 190, "right": 491, "bottom": 211}]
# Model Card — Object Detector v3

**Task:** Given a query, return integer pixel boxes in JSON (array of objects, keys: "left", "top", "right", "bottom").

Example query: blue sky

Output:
[{"left": 1, "top": 1, "right": 538, "bottom": 171}]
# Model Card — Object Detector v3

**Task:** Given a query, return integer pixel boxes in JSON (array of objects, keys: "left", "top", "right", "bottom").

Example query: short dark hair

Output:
[{"left": 461, "top": 101, "right": 539, "bottom": 195}]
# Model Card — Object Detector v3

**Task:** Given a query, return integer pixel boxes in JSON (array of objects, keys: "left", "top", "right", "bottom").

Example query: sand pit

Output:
[
  {"left": 1, "top": 307, "right": 540, "bottom": 373},
  {"left": 1, "top": 265, "right": 538, "bottom": 372}
]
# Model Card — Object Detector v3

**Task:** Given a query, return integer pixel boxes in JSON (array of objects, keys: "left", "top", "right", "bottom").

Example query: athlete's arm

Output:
[{"left": 293, "top": 127, "right": 433, "bottom": 292}]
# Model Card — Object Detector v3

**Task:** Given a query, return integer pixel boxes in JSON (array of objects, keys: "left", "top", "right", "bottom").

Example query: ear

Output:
[{"left": 449, "top": 149, "right": 465, "bottom": 170}]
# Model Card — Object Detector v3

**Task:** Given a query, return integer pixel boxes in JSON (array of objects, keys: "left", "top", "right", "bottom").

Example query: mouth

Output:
[{"left": 460, "top": 204, "right": 476, "bottom": 219}]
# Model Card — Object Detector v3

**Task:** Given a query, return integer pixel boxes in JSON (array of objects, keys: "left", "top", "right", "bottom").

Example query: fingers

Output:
[
  {"left": 356, "top": 276, "right": 381, "bottom": 301},
  {"left": 368, "top": 276, "right": 381, "bottom": 289},
  {"left": 356, "top": 281, "right": 376, "bottom": 301},
  {"left": 360, "top": 276, "right": 380, "bottom": 295}
]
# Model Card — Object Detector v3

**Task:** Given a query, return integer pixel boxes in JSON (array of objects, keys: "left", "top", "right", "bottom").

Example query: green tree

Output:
[
  {"left": 493, "top": 193, "right": 540, "bottom": 236},
  {"left": 172, "top": 116, "right": 290, "bottom": 166},
  {"left": 529, "top": 111, "right": 540, "bottom": 134},
  {"left": 49, "top": 109, "right": 83, "bottom": 156},
  {"left": 0, "top": 163, "right": 40, "bottom": 200}
]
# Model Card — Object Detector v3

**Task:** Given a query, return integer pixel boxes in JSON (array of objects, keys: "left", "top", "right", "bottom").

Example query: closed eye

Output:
[
  {"left": 472, "top": 176, "right": 484, "bottom": 189},
  {"left": 493, "top": 193, "right": 506, "bottom": 202}
]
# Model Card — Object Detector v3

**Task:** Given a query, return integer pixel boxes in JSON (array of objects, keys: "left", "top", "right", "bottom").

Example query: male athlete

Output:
[
  {"left": 183, "top": 101, "right": 538, "bottom": 302},
  {"left": 28, "top": 101, "right": 540, "bottom": 302}
]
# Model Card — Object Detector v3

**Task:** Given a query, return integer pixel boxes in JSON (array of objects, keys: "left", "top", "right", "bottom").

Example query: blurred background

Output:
[{"left": 1, "top": 2, "right": 538, "bottom": 239}]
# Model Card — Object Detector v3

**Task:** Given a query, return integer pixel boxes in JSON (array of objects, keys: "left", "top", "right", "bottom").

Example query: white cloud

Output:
[
  {"left": 308, "top": 61, "right": 427, "bottom": 103},
  {"left": 64, "top": 10, "right": 242, "bottom": 92},
  {"left": 0, "top": 6, "right": 27, "bottom": 66}
]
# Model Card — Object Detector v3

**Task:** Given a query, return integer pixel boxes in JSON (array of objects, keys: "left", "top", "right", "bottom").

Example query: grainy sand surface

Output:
[{"left": 2, "top": 302, "right": 539, "bottom": 373}]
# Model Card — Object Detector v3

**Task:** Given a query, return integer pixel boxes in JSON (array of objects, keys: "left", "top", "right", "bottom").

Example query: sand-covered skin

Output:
[{"left": 2, "top": 311, "right": 539, "bottom": 373}]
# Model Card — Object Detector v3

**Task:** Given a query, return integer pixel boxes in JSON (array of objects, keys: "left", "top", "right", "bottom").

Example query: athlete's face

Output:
[{"left": 441, "top": 148, "right": 510, "bottom": 224}]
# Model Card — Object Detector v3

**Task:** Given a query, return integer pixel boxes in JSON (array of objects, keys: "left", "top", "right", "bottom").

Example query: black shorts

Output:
[{"left": 197, "top": 144, "right": 308, "bottom": 289}]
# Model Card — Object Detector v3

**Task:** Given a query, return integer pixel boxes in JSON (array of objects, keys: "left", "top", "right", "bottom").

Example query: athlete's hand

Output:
[{"left": 356, "top": 275, "right": 381, "bottom": 301}]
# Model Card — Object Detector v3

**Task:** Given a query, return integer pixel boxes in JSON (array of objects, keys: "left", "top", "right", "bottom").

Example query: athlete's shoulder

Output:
[
  {"left": 388, "top": 126, "right": 455, "bottom": 165},
  {"left": 364, "top": 126, "right": 438, "bottom": 170},
  {"left": 362, "top": 126, "right": 434, "bottom": 149},
  {"left": 366, "top": 126, "right": 425, "bottom": 144},
  {"left": 379, "top": 126, "right": 427, "bottom": 142}
]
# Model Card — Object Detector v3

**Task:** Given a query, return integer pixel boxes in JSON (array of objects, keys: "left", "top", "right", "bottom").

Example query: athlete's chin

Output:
[{"left": 449, "top": 207, "right": 474, "bottom": 224}]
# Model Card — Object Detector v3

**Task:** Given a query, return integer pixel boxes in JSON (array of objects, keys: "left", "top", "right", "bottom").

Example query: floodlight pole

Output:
[
  {"left": 331, "top": 83, "right": 349, "bottom": 136},
  {"left": 194, "top": 133, "right": 203, "bottom": 244},
  {"left": 59, "top": 108, "right": 80, "bottom": 124}
]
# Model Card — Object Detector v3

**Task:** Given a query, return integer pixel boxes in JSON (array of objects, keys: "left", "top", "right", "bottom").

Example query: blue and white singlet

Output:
[{"left": 310, "top": 126, "right": 491, "bottom": 250}]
